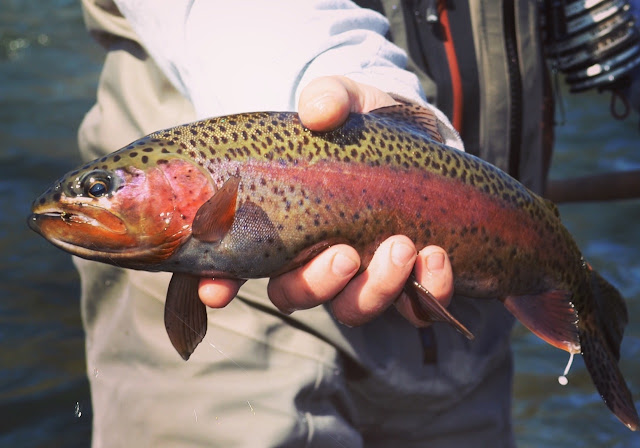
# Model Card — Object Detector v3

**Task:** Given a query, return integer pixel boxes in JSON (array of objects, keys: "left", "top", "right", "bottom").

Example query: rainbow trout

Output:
[{"left": 28, "top": 102, "right": 638, "bottom": 430}]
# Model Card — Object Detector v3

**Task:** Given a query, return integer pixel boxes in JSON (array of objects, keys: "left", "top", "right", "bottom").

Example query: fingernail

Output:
[
  {"left": 332, "top": 253, "right": 359, "bottom": 277},
  {"left": 307, "top": 92, "right": 338, "bottom": 116},
  {"left": 391, "top": 242, "right": 416, "bottom": 267},
  {"left": 426, "top": 252, "right": 445, "bottom": 273}
]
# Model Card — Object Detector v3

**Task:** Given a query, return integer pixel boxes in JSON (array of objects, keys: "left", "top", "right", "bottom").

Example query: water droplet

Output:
[
  {"left": 9, "top": 38, "right": 29, "bottom": 52},
  {"left": 74, "top": 402, "right": 82, "bottom": 418},
  {"left": 557, "top": 352, "right": 574, "bottom": 386},
  {"left": 37, "top": 34, "right": 50, "bottom": 46},
  {"left": 93, "top": 368, "right": 100, "bottom": 378}
]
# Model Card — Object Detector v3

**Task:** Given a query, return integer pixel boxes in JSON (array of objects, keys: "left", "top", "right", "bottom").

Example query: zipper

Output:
[{"left": 503, "top": 0, "right": 523, "bottom": 178}]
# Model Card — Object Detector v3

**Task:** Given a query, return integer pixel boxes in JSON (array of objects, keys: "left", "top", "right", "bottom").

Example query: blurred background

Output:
[{"left": 0, "top": 0, "right": 638, "bottom": 446}]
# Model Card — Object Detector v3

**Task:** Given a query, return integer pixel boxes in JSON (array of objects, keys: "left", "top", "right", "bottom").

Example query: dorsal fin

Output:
[
  {"left": 369, "top": 95, "right": 444, "bottom": 143},
  {"left": 192, "top": 176, "right": 240, "bottom": 243}
]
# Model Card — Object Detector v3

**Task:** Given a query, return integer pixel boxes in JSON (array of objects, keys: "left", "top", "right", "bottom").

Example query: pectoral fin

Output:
[
  {"left": 192, "top": 176, "right": 241, "bottom": 243},
  {"left": 503, "top": 290, "right": 580, "bottom": 354},
  {"left": 404, "top": 275, "right": 474, "bottom": 340},
  {"left": 164, "top": 273, "right": 207, "bottom": 360}
]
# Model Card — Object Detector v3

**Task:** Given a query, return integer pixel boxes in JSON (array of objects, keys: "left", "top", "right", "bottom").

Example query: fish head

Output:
[{"left": 28, "top": 139, "right": 216, "bottom": 267}]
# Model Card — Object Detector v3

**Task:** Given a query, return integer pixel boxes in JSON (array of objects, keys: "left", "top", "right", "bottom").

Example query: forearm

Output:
[{"left": 113, "top": 2, "right": 419, "bottom": 109}]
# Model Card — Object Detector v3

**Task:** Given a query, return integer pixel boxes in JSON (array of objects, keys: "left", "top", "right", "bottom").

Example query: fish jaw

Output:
[{"left": 28, "top": 201, "right": 138, "bottom": 259}]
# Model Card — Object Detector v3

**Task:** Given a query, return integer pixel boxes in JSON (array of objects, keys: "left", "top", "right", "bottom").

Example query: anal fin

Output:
[
  {"left": 404, "top": 275, "right": 474, "bottom": 340},
  {"left": 164, "top": 273, "right": 207, "bottom": 360},
  {"left": 503, "top": 290, "right": 580, "bottom": 354}
]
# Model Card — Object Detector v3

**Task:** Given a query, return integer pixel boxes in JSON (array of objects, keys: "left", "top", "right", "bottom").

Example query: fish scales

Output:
[
  {"left": 28, "top": 103, "right": 638, "bottom": 430},
  {"left": 147, "top": 112, "right": 575, "bottom": 296}
]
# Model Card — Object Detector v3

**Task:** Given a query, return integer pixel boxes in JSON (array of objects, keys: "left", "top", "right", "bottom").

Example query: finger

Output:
[
  {"left": 330, "top": 235, "right": 417, "bottom": 327},
  {"left": 198, "top": 278, "right": 244, "bottom": 308},
  {"left": 298, "top": 76, "right": 397, "bottom": 131},
  {"left": 267, "top": 245, "right": 360, "bottom": 314},
  {"left": 394, "top": 246, "right": 454, "bottom": 327}
]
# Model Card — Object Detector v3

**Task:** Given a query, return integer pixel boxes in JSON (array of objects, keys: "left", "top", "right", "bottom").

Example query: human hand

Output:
[{"left": 198, "top": 76, "right": 454, "bottom": 327}]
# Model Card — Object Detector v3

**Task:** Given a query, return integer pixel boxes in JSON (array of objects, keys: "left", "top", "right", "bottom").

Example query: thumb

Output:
[{"left": 298, "top": 76, "right": 396, "bottom": 131}]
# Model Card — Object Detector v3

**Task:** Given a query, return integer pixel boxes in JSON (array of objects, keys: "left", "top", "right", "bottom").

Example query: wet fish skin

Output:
[{"left": 28, "top": 103, "right": 638, "bottom": 430}]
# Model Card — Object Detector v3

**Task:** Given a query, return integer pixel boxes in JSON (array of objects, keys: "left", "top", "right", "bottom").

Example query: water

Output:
[{"left": 1, "top": 1, "right": 639, "bottom": 446}]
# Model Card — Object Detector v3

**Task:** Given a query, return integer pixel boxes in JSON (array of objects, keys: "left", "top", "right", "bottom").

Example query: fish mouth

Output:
[
  {"left": 28, "top": 205, "right": 128, "bottom": 234},
  {"left": 27, "top": 206, "right": 183, "bottom": 265},
  {"left": 27, "top": 205, "right": 134, "bottom": 259},
  {"left": 29, "top": 210, "right": 105, "bottom": 231}
]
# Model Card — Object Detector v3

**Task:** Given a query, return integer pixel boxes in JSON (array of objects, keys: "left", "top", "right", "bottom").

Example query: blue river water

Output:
[{"left": 0, "top": 1, "right": 639, "bottom": 447}]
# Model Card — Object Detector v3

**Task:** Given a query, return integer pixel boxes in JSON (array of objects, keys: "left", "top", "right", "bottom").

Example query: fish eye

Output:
[
  {"left": 81, "top": 171, "right": 113, "bottom": 198},
  {"left": 88, "top": 180, "right": 108, "bottom": 198}
]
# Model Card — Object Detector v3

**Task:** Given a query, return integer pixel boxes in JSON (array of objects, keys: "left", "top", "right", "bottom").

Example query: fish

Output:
[{"left": 28, "top": 100, "right": 639, "bottom": 430}]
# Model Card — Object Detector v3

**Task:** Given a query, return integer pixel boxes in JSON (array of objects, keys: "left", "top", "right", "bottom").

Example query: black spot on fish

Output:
[
  {"left": 141, "top": 156, "right": 149, "bottom": 164},
  {"left": 113, "top": 155, "right": 121, "bottom": 162}
]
